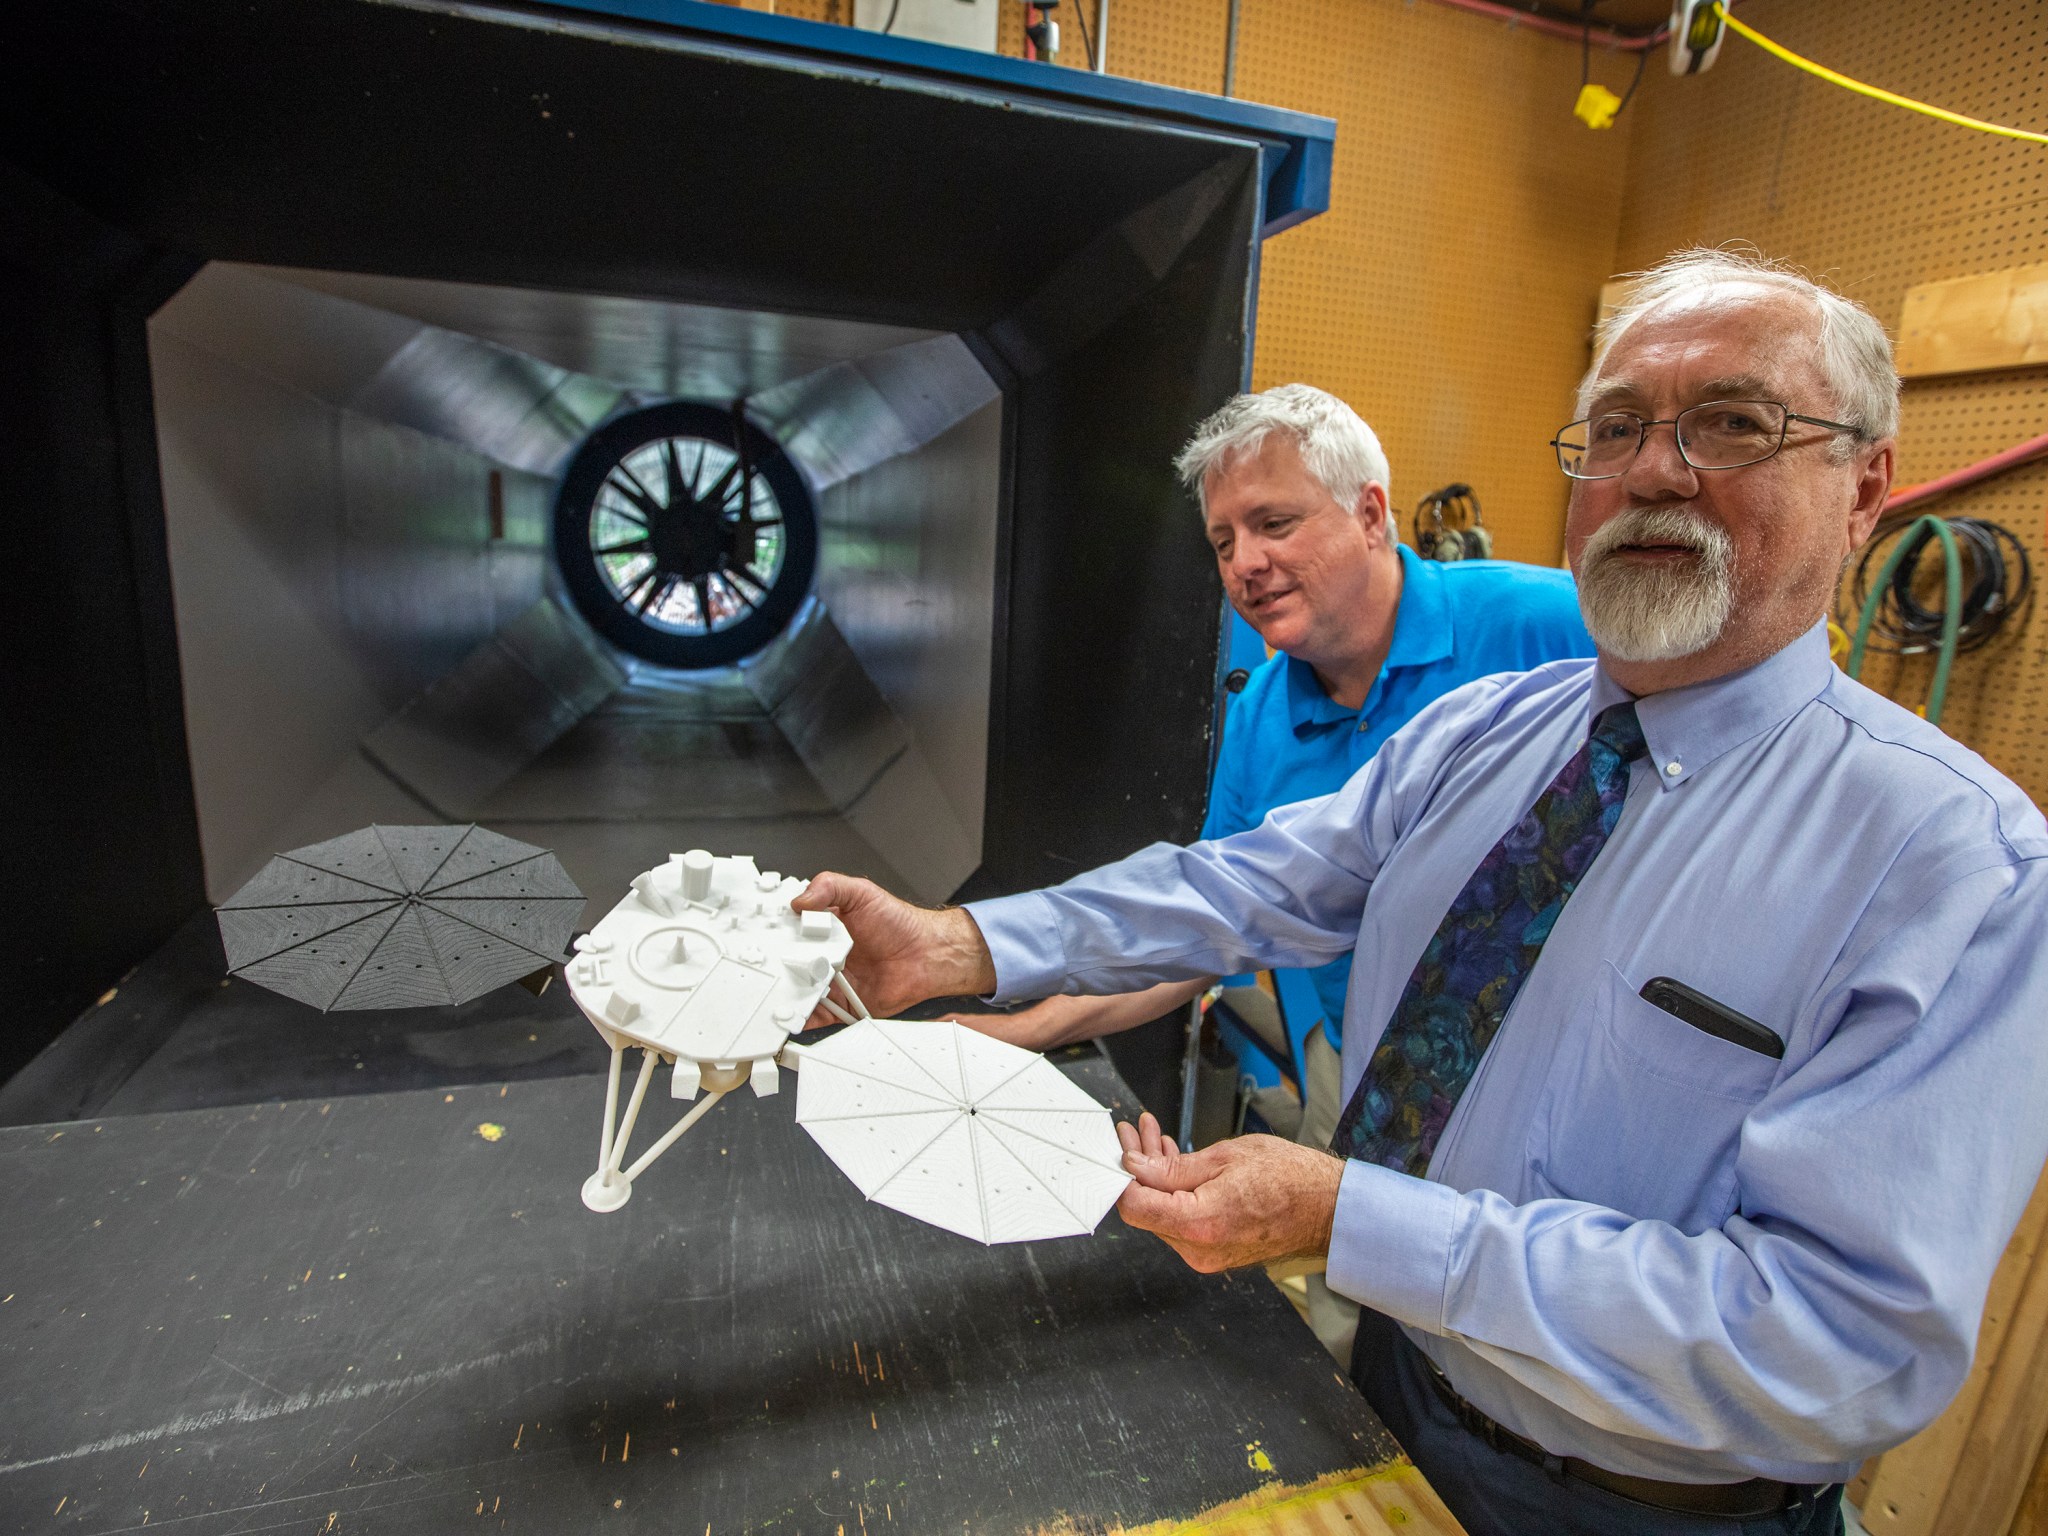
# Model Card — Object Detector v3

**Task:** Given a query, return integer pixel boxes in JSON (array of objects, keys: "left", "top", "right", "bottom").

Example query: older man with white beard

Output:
[{"left": 792, "top": 249, "right": 2048, "bottom": 1535}]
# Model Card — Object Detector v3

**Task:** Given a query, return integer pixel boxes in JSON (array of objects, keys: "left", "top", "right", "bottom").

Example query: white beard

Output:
[{"left": 1576, "top": 507, "right": 1736, "bottom": 663}]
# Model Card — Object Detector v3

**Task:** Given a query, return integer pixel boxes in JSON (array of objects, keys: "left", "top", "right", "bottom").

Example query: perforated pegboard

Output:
[
  {"left": 1840, "top": 386, "right": 2048, "bottom": 807},
  {"left": 1086, "top": 0, "right": 1224, "bottom": 93},
  {"left": 1615, "top": 0, "right": 2048, "bottom": 806},
  {"left": 987, "top": 0, "right": 1634, "bottom": 568},
  {"left": 1237, "top": 0, "right": 1634, "bottom": 568}
]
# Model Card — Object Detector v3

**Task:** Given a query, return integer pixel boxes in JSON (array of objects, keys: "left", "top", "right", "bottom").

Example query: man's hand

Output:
[
  {"left": 1114, "top": 1112, "right": 1343, "bottom": 1273},
  {"left": 790, "top": 872, "right": 997, "bottom": 1020}
]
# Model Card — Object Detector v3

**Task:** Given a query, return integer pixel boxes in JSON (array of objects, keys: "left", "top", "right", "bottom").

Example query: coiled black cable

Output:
[{"left": 1847, "top": 514, "right": 2032, "bottom": 656}]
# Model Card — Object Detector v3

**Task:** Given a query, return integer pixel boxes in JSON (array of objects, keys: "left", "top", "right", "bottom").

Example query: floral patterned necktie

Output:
[{"left": 1330, "top": 702, "right": 1647, "bottom": 1176}]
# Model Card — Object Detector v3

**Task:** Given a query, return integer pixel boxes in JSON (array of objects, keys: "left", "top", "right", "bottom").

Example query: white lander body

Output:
[
  {"left": 564, "top": 850, "right": 1132, "bottom": 1243},
  {"left": 566, "top": 849, "right": 865, "bottom": 1211}
]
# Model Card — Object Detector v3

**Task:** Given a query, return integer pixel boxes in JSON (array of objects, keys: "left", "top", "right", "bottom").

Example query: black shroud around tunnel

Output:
[{"left": 0, "top": 0, "right": 1262, "bottom": 1097}]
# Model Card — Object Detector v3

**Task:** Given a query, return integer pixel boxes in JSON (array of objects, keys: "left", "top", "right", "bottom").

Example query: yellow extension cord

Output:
[{"left": 1713, "top": 3, "right": 2048, "bottom": 146}]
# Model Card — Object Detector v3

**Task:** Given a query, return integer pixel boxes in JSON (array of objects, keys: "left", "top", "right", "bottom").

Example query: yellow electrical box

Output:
[{"left": 1574, "top": 83, "right": 1623, "bottom": 130}]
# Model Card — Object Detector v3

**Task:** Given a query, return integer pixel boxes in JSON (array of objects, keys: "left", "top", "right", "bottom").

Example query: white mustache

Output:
[{"left": 1581, "top": 506, "right": 1731, "bottom": 568}]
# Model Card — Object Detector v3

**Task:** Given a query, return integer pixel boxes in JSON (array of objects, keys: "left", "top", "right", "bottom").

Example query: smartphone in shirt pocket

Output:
[
  {"left": 1639, "top": 975, "right": 1785, "bottom": 1059},
  {"left": 1527, "top": 962, "right": 1782, "bottom": 1234}
]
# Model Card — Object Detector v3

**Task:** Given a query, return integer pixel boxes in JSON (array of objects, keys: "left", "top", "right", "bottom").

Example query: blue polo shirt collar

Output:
[
  {"left": 1385, "top": 545, "right": 1454, "bottom": 668},
  {"left": 1285, "top": 545, "right": 1454, "bottom": 731}
]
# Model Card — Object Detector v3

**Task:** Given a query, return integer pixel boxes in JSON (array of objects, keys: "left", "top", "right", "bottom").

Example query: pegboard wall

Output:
[
  {"left": 724, "top": 0, "right": 2045, "bottom": 806},
  {"left": 1235, "top": 0, "right": 1633, "bottom": 567},
  {"left": 756, "top": 0, "right": 1631, "bottom": 566},
  {"left": 1046, "top": 0, "right": 1635, "bottom": 568},
  {"left": 1614, "top": 0, "right": 2048, "bottom": 809}
]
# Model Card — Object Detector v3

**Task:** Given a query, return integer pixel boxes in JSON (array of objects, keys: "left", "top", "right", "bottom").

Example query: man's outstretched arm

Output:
[
  {"left": 787, "top": 874, "right": 1215, "bottom": 1040},
  {"left": 964, "top": 979, "right": 1214, "bottom": 1050}
]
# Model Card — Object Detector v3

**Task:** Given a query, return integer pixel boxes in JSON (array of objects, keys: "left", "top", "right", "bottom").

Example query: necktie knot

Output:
[{"left": 1592, "top": 702, "right": 1647, "bottom": 767}]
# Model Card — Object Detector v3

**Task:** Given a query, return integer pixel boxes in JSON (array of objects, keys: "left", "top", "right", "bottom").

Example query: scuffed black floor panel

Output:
[{"left": 0, "top": 1062, "right": 1402, "bottom": 1535}]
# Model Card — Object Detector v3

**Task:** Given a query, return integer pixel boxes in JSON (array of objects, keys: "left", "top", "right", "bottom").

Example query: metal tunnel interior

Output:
[
  {"left": 151, "top": 261, "right": 1002, "bottom": 910},
  {"left": 2, "top": 0, "right": 1333, "bottom": 1111}
]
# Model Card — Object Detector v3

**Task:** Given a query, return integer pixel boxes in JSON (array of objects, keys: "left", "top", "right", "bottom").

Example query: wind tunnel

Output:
[
  {"left": 0, "top": 0, "right": 1333, "bottom": 1088},
  {"left": 148, "top": 261, "right": 1002, "bottom": 909}
]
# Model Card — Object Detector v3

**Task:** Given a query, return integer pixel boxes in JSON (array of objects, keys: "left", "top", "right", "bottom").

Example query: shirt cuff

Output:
[
  {"left": 1324, "top": 1158, "right": 1461, "bottom": 1334},
  {"left": 961, "top": 891, "right": 1068, "bottom": 1002}
]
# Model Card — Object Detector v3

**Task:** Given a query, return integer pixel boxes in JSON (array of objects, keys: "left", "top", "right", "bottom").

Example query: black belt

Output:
[{"left": 1418, "top": 1355, "right": 1818, "bottom": 1520}]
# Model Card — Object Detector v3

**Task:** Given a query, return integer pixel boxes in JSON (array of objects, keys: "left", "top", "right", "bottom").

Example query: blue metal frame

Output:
[{"left": 529, "top": 0, "right": 1334, "bottom": 238}]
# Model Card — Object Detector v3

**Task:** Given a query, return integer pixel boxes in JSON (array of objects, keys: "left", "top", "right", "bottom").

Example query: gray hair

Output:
[
  {"left": 1174, "top": 383, "right": 1394, "bottom": 527},
  {"left": 1582, "top": 248, "right": 1900, "bottom": 456}
]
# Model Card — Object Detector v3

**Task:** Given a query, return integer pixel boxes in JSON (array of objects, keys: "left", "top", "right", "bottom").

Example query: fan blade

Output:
[
  {"left": 606, "top": 467, "right": 661, "bottom": 522},
  {"left": 634, "top": 571, "right": 676, "bottom": 616},
  {"left": 661, "top": 437, "right": 686, "bottom": 509},
  {"left": 718, "top": 574, "right": 759, "bottom": 613},
  {"left": 698, "top": 456, "right": 741, "bottom": 510}
]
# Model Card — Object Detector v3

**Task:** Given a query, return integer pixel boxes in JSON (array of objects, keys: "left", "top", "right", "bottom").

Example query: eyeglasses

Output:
[{"left": 1551, "top": 400, "right": 1862, "bottom": 480}]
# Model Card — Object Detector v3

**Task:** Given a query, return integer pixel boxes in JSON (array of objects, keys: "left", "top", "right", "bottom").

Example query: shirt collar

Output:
[
  {"left": 1587, "top": 620, "right": 1835, "bottom": 790},
  {"left": 1385, "top": 544, "right": 1454, "bottom": 669},
  {"left": 1285, "top": 650, "right": 1355, "bottom": 727},
  {"left": 1284, "top": 545, "right": 1455, "bottom": 731}
]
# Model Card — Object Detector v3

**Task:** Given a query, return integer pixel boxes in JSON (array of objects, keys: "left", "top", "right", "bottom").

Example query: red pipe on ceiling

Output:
[{"left": 1422, "top": 0, "right": 1667, "bottom": 52}]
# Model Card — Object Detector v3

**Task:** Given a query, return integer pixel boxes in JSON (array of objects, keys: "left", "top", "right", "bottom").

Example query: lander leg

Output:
[
  {"left": 582, "top": 1044, "right": 744, "bottom": 1211},
  {"left": 577, "top": 963, "right": 873, "bottom": 1212}
]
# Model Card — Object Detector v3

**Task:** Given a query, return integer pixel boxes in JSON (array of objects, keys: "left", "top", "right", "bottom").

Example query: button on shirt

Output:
[
  {"left": 969, "top": 622, "right": 2048, "bottom": 1485},
  {"left": 1202, "top": 545, "right": 1593, "bottom": 1029}
]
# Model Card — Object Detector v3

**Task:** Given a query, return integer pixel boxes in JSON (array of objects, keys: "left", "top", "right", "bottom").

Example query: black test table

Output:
[{"left": 0, "top": 1055, "right": 1460, "bottom": 1533}]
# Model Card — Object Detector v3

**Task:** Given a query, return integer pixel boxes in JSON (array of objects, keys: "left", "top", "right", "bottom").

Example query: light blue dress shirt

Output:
[
  {"left": 968, "top": 622, "right": 2048, "bottom": 1485},
  {"left": 1202, "top": 545, "right": 1593, "bottom": 1030}
]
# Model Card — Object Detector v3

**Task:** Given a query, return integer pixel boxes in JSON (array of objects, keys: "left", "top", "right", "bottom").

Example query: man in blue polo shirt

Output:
[{"left": 972, "top": 385, "right": 1592, "bottom": 1112}]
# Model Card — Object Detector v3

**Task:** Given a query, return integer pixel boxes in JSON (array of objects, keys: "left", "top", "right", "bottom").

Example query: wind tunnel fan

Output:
[{"left": 552, "top": 400, "right": 818, "bottom": 670}]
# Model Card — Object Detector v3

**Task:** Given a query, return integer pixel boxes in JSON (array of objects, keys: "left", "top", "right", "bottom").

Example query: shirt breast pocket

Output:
[{"left": 1525, "top": 960, "right": 1780, "bottom": 1234}]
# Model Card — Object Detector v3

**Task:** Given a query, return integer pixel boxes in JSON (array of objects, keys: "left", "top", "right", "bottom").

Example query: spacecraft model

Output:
[
  {"left": 566, "top": 850, "right": 1134, "bottom": 1243},
  {"left": 218, "top": 831, "right": 1133, "bottom": 1243}
]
